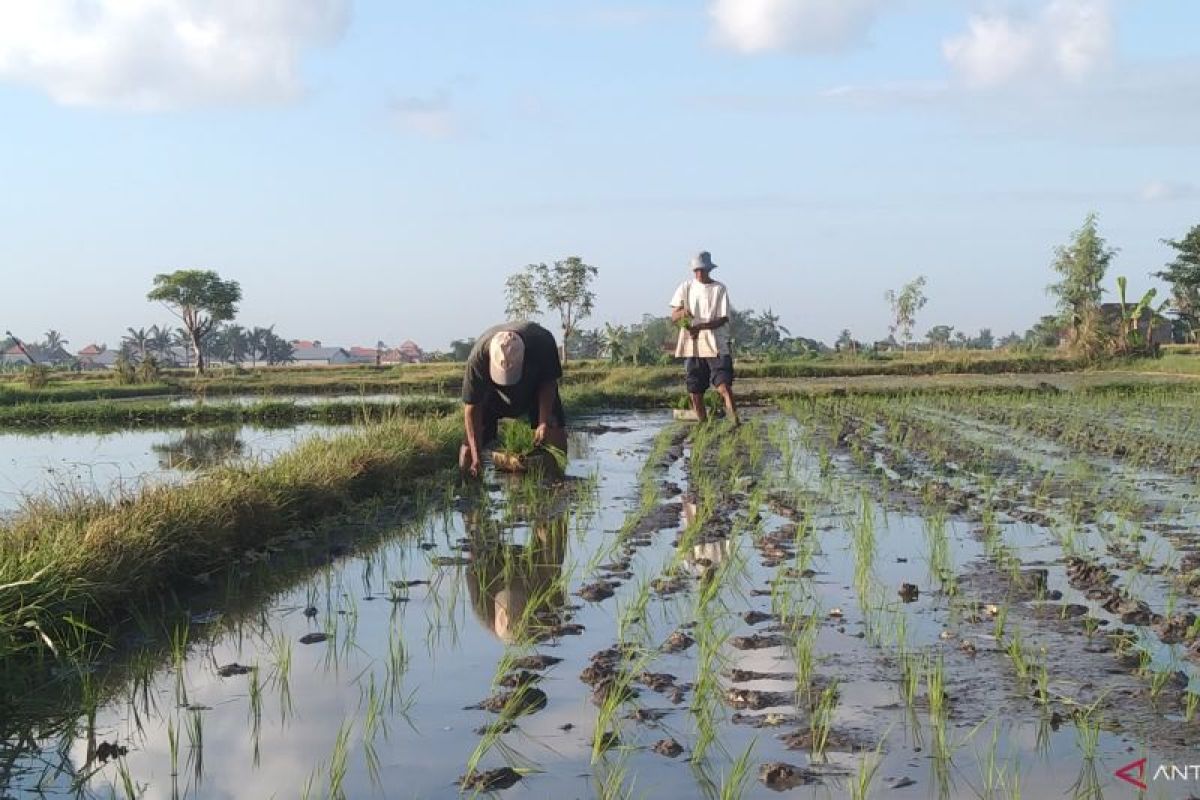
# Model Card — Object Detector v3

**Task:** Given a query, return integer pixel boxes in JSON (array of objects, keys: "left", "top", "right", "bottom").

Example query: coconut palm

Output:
[
  {"left": 246, "top": 327, "right": 269, "bottom": 367},
  {"left": 42, "top": 329, "right": 68, "bottom": 353},
  {"left": 123, "top": 327, "right": 150, "bottom": 361}
]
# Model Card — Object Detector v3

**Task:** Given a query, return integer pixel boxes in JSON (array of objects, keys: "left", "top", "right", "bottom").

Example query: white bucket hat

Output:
[{"left": 488, "top": 330, "right": 525, "bottom": 386}]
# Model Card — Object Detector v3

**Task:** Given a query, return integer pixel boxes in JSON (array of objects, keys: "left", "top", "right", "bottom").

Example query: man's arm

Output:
[
  {"left": 463, "top": 403, "right": 484, "bottom": 474},
  {"left": 689, "top": 316, "right": 728, "bottom": 332},
  {"left": 670, "top": 306, "right": 689, "bottom": 323},
  {"left": 536, "top": 380, "right": 558, "bottom": 427}
]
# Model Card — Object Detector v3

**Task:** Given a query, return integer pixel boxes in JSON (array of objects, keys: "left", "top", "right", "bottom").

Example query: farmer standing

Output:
[
  {"left": 669, "top": 251, "right": 740, "bottom": 425},
  {"left": 460, "top": 321, "right": 567, "bottom": 476}
]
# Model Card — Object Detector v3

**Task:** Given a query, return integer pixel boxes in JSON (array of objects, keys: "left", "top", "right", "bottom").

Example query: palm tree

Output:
[
  {"left": 263, "top": 329, "right": 294, "bottom": 365},
  {"left": 43, "top": 329, "right": 68, "bottom": 354},
  {"left": 223, "top": 325, "right": 248, "bottom": 365},
  {"left": 148, "top": 325, "right": 173, "bottom": 361},
  {"left": 247, "top": 326, "right": 270, "bottom": 367},
  {"left": 123, "top": 327, "right": 150, "bottom": 361},
  {"left": 754, "top": 308, "right": 791, "bottom": 351},
  {"left": 173, "top": 327, "right": 194, "bottom": 368}
]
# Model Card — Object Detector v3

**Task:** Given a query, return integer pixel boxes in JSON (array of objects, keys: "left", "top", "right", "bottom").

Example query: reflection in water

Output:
[
  {"left": 152, "top": 427, "right": 245, "bottom": 470},
  {"left": 681, "top": 494, "right": 732, "bottom": 577},
  {"left": 465, "top": 507, "right": 569, "bottom": 645}
]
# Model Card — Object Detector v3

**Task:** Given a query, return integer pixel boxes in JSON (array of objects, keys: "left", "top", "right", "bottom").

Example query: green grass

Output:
[
  {"left": 0, "top": 396, "right": 456, "bottom": 429},
  {"left": 0, "top": 415, "right": 463, "bottom": 671}
]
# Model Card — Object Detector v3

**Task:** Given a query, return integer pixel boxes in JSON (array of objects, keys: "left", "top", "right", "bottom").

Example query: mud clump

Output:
[
  {"left": 661, "top": 630, "right": 695, "bottom": 653},
  {"left": 1067, "top": 557, "right": 1116, "bottom": 591},
  {"left": 725, "top": 669, "right": 796, "bottom": 683},
  {"left": 759, "top": 762, "right": 820, "bottom": 790},
  {"left": 898, "top": 583, "right": 920, "bottom": 602},
  {"left": 652, "top": 738, "right": 684, "bottom": 758},
  {"left": 216, "top": 663, "right": 253, "bottom": 677},
  {"left": 468, "top": 688, "right": 548, "bottom": 716},
  {"left": 724, "top": 688, "right": 793, "bottom": 711},
  {"left": 638, "top": 671, "right": 679, "bottom": 693},
  {"left": 577, "top": 581, "right": 616, "bottom": 603},
  {"left": 1155, "top": 612, "right": 1197, "bottom": 644},
  {"left": 298, "top": 632, "right": 328, "bottom": 645},
  {"left": 731, "top": 633, "right": 786, "bottom": 651},
  {"left": 510, "top": 654, "right": 562, "bottom": 671},
  {"left": 592, "top": 678, "right": 639, "bottom": 706},
  {"left": 742, "top": 610, "right": 774, "bottom": 626},
  {"left": 628, "top": 708, "right": 672, "bottom": 724},
  {"left": 498, "top": 670, "right": 543, "bottom": 689},
  {"left": 459, "top": 767, "right": 522, "bottom": 792}
]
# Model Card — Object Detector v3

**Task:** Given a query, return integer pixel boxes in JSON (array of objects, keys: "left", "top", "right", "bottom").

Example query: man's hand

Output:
[
  {"left": 467, "top": 452, "right": 481, "bottom": 477},
  {"left": 534, "top": 422, "right": 549, "bottom": 446}
]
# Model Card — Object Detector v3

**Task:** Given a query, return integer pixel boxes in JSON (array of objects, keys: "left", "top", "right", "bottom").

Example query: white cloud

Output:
[
  {"left": 1140, "top": 180, "right": 1196, "bottom": 203},
  {"left": 0, "top": 0, "right": 349, "bottom": 110},
  {"left": 942, "top": 0, "right": 1113, "bottom": 88},
  {"left": 391, "top": 92, "right": 459, "bottom": 139},
  {"left": 709, "top": 0, "right": 890, "bottom": 54}
]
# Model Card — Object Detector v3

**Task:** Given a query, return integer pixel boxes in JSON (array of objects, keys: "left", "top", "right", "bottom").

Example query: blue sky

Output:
[{"left": 0, "top": 0, "right": 1197, "bottom": 350}]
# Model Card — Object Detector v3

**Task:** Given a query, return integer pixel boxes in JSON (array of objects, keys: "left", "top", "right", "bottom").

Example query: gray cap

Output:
[{"left": 690, "top": 251, "right": 717, "bottom": 271}]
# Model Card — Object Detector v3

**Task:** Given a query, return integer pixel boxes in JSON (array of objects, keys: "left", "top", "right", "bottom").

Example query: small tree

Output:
[
  {"left": 147, "top": 270, "right": 241, "bottom": 376},
  {"left": 503, "top": 256, "right": 598, "bottom": 362},
  {"left": 1154, "top": 223, "right": 1200, "bottom": 342},
  {"left": 602, "top": 323, "right": 627, "bottom": 364},
  {"left": 884, "top": 276, "right": 928, "bottom": 350},
  {"left": 1047, "top": 212, "right": 1115, "bottom": 347},
  {"left": 926, "top": 325, "right": 954, "bottom": 349}
]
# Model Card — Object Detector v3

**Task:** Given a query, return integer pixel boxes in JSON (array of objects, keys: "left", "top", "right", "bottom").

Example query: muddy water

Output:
[
  {"left": 3, "top": 412, "right": 1190, "bottom": 799},
  {"left": 0, "top": 424, "right": 333, "bottom": 512}
]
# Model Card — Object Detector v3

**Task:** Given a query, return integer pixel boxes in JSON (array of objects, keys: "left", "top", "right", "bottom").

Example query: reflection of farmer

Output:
[
  {"left": 681, "top": 496, "right": 732, "bottom": 576},
  {"left": 460, "top": 322, "right": 568, "bottom": 477},
  {"left": 466, "top": 512, "right": 569, "bottom": 644},
  {"left": 669, "top": 251, "right": 740, "bottom": 425}
]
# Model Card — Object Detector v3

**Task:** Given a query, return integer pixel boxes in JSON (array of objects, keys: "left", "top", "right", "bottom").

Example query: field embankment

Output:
[{"left": 0, "top": 416, "right": 461, "bottom": 677}]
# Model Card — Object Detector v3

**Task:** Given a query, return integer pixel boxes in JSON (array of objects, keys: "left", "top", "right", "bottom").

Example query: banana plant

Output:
[{"left": 1116, "top": 276, "right": 1169, "bottom": 354}]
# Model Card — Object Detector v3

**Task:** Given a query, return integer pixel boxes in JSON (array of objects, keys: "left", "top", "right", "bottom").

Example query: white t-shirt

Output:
[{"left": 670, "top": 278, "right": 732, "bottom": 358}]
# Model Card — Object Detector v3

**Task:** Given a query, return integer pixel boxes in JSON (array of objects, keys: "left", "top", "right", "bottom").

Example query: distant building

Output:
[
  {"left": 395, "top": 340, "right": 425, "bottom": 363},
  {"left": 1, "top": 343, "right": 72, "bottom": 366},
  {"left": 289, "top": 346, "right": 352, "bottom": 367},
  {"left": 348, "top": 346, "right": 381, "bottom": 364},
  {"left": 76, "top": 344, "right": 119, "bottom": 370}
]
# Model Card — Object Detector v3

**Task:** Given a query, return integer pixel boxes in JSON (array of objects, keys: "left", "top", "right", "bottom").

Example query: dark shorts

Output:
[
  {"left": 479, "top": 387, "right": 567, "bottom": 446},
  {"left": 685, "top": 355, "right": 735, "bottom": 394}
]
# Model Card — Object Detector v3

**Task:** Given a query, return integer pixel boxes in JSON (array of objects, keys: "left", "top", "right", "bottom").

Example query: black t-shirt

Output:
[{"left": 461, "top": 322, "right": 562, "bottom": 413}]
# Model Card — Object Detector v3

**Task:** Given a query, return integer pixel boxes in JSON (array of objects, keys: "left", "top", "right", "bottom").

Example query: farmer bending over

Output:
[
  {"left": 460, "top": 321, "right": 567, "bottom": 477},
  {"left": 669, "top": 251, "right": 740, "bottom": 425}
]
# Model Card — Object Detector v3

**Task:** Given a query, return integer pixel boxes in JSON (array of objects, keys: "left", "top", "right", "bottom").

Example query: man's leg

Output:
[
  {"left": 712, "top": 356, "right": 740, "bottom": 426},
  {"left": 685, "top": 358, "right": 710, "bottom": 422}
]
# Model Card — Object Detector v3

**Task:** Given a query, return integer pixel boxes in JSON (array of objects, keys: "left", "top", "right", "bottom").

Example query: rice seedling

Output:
[
  {"left": 718, "top": 739, "right": 756, "bottom": 800},
  {"left": 809, "top": 680, "right": 840, "bottom": 762},
  {"left": 328, "top": 718, "right": 353, "bottom": 800}
]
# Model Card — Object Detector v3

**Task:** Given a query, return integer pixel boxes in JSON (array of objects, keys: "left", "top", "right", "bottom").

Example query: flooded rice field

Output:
[
  {"left": 0, "top": 425, "right": 333, "bottom": 513},
  {"left": 8, "top": 387, "right": 1200, "bottom": 799}
]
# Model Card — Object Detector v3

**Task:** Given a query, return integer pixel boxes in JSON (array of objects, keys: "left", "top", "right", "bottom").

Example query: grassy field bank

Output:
[
  {"left": 0, "top": 351, "right": 1087, "bottom": 407},
  {"left": 0, "top": 395, "right": 457, "bottom": 429},
  {"left": 0, "top": 416, "right": 461, "bottom": 678}
]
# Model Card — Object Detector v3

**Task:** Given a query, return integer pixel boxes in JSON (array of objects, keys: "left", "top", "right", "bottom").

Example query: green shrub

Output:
[{"left": 22, "top": 365, "right": 49, "bottom": 390}]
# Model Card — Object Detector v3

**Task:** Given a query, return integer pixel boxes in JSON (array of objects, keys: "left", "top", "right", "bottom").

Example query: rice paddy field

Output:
[{"left": 5, "top": 377, "right": 1200, "bottom": 798}]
